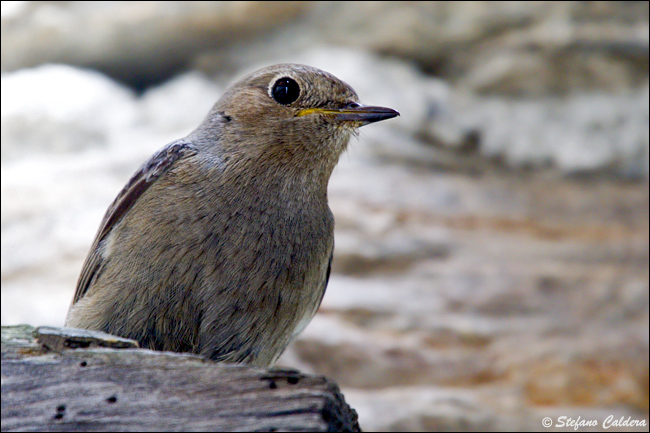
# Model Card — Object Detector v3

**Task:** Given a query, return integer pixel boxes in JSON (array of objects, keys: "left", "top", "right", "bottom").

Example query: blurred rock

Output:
[
  {"left": 345, "top": 387, "right": 494, "bottom": 432},
  {"left": 280, "top": 159, "right": 648, "bottom": 429},
  {"left": 346, "top": 386, "right": 649, "bottom": 432},
  {"left": 1, "top": 64, "right": 138, "bottom": 160},
  {"left": 520, "top": 332, "right": 649, "bottom": 411},
  {"left": 140, "top": 71, "right": 223, "bottom": 134},
  {"left": 195, "top": 1, "right": 648, "bottom": 95},
  {"left": 3, "top": 2, "right": 647, "bottom": 95},
  {"left": 2, "top": 2, "right": 648, "bottom": 178},
  {"left": 208, "top": 46, "right": 650, "bottom": 179},
  {"left": 444, "top": 88, "right": 650, "bottom": 179},
  {"left": 1, "top": 1, "right": 310, "bottom": 87}
]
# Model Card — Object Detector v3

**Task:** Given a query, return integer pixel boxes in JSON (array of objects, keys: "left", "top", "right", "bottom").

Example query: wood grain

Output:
[{"left": 1, "top": 326, "right": 360, "bottom": 432}]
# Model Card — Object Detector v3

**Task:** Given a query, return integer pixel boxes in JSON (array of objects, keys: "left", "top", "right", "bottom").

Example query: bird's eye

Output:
[{"left": 271, "top": 77, "right": 300, "bottom": 105}]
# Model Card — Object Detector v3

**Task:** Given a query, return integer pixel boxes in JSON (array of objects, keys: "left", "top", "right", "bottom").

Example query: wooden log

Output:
[{"left": 1, "top": 325, "right": 361, "bottom": 432}]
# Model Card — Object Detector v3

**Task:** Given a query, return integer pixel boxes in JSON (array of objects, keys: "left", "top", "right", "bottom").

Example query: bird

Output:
[{"left": 65, "top": 63, "right": 399, "bottom": 367}]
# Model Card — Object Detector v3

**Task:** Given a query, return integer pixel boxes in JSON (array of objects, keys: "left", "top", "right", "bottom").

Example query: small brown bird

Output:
[{"left": 65, "top": 64, "right": 399, "bottom": 367}]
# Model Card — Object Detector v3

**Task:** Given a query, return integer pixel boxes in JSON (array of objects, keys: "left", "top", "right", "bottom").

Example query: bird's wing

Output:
[
  {"left": 72, "top": 140, "right": 198, "bottom": 304},
  {"left": 319, "top": 250, "right": 333, "bottom": 305}
]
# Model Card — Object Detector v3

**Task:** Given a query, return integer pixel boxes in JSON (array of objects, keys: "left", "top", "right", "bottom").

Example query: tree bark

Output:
[{"left": 1, "top": 325, "right": 361, "bottom": 432}]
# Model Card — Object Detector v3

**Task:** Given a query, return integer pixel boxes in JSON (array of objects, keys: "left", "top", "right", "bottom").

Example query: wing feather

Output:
[{"left": 72, "top": 141, "right": 198, "bottom": 304}]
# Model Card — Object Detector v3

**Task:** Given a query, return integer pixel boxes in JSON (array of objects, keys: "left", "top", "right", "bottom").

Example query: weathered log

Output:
[{"left": 1, "top": 325, "right": 361, "bottom": 432}]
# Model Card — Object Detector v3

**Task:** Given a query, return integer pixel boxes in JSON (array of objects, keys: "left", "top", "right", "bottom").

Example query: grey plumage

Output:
[{"left": 65, "top": 64, "right": 398, "bottom": 367}]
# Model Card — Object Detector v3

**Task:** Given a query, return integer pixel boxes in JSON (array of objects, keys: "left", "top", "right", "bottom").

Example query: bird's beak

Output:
[{"left": 297, "top": 105, "right": 400, "bottom": 126}]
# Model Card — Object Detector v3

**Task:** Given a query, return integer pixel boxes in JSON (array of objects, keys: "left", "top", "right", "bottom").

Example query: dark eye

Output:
[{"left": 271, "top": 77, "right": 300, "bottom": 105}]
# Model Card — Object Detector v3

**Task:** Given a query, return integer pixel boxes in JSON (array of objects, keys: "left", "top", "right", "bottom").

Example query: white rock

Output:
[{"left": 1, "top": 64, "right": 138, "bottom": 160}]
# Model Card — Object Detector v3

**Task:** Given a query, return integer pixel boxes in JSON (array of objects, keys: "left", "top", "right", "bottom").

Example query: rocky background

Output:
[{"left": 1, "top": 2, "right": 648, "bottom": 431}]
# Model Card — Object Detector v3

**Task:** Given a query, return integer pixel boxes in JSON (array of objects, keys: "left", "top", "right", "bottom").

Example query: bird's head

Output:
[{"left": 194, "top": 64, "right": 399, "bottom": 179}]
